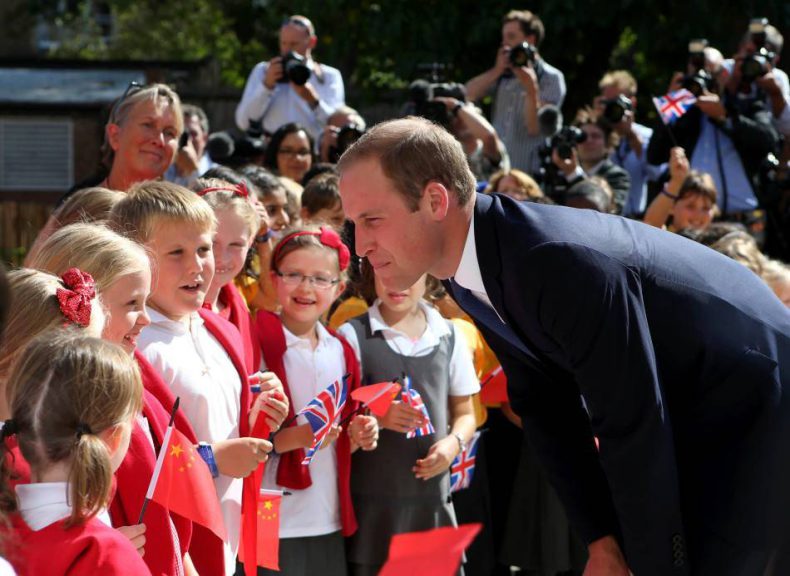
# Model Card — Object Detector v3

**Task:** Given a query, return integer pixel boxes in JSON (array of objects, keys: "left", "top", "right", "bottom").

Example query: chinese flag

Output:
[
  {"left": 379, "top": 524, "right": 482, "bottom": 576},
  {"left": 479, "top": 366, "right": 508, "bottom": 404},
  {"left": 241, "top": 489, "right": 282, "bottom": 571},
  {"left": 150, "top": 427, "right": 226, "bottom": 541},
  {"left": 350, "top": 381, "right": 402, "bottom": 417}
]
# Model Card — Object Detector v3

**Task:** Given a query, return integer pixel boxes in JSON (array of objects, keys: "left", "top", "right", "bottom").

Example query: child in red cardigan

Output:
[
  {"left": 254, "top": 227, "right": 378, "bottom": 576},
  {"left": 0, "top": 332, "right": 150, "bottom": 576}
]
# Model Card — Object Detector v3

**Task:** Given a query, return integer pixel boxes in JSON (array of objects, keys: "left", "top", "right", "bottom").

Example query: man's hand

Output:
[
  {"left": 213, "top": 437, "right": 271, "bottom": 478},
  {"left": 349, "top": 414, "right": 379, "bottom": 451},
  {"left": 413, "top": 436, "right": 458, "bottom": 480},
  {"left": 667, "top": 71, "right": 685, "bottom": 94},
  {"left": 320, "top": 125, "right": 340, "bottom": 162},
  {"left": 583, "top": 536, "right": 631, "bottom": 576},
  {"left": 551, "top": 147, "right": 580, "bottom": 178},
  {"left": 116, "top": 524, "right": 146, "bottom": 556},
  {"left": 493, "top": 46, "right": 509, "bottom": 76},
  {"left": 380, "top": 400, "right": 427, "bottom": 433},
  {"left": 173, "top": 139, "right": 200, "bottom": 177},
  {"left": 512, "top": 64, "right": 538, "bottom": 95},
  {"left": 264, "top": 57, "right": 284, "bottom": 90},
  {"left": 292, "top": 81, "right": 320, "bottom": 108},
  {"left": 696, "top": 93, "right": 726, "bottom": 122}
]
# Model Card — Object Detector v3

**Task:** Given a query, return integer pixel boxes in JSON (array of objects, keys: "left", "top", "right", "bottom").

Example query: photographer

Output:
[
  {"left": 319, "top": 105, "right": 367, "bottom": 163},
  {"left": 723, "top": 19, "right": 790, "bottom": 138},
  {"left": 164, "top": 104, "right": 216, "bottom": 187},
  {"left": 647, "top": 39, "right": 781, "bottom": 227},
  {"left": 595, "top": 71, "right": 663, "bottom": 217},
  {"left": 465, "top": 10, "right": 565, "bottom": 175},
  {"left": 235, "top": 15, "right": 345, "bottom": 141},
  {"left": 545, "top": 109, "right": 630, "bottom": 213}
]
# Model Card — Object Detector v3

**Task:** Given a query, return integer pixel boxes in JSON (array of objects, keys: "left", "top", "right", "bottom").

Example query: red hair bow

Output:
[
  {"left": 56, "top": 268, "right": 97, "bottom": 327},
  {"left": 318, "top": 227, "right": 351, "bottom": 271}
]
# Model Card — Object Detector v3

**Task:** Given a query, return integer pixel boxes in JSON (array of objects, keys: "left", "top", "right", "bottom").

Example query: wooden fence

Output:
[{"left": 0, "top": 199, "right": 53, "bottom": 266}]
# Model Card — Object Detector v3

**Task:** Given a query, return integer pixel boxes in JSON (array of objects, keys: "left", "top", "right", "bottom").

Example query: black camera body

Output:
[
  {"left": 550, "top": 126, "right": 587, "bottom": 160},
  {"left": 741, "top": 47, "right": 775, "bottom": 83},
  {"left": 278, "top": 51, "right": 311, "bottom": 86},
  {"left": 601, "top": 94, "right": 633, "bottom": 125},
  {"left": 509, "top": 42, "right": 537, "bottom": 68},
  {"left": 329, "top": 123, "right": 366, "bottom": 163},
  {"left": 682, "top": 69, "right": 714, "bottom": 97},
  {"left": 408, "top": 80, "right": 466, "bottom": 129}
]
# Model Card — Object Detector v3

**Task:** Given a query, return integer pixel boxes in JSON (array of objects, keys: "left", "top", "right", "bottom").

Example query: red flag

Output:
[
  {"left": 379, "top": 524, "right": 482, "bottom": 576},
  {"left": 479, "top": 366, "right": 508, "bottom": 404},
  {"left": 350, "top": 381, "right": 402, "bottom": 417},
  {"left": 240, "top": 489, "right": 282, "bottom": 570},
  {"left": 149, "top": 426, "right": 226, "bottom": 541}
]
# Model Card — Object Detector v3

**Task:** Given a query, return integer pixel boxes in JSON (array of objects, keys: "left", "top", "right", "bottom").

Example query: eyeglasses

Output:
[
  {"left": 109, "top": 81, "right": 143, "bottom": 123},
  {"left": 275, "top": 271, "right": 339, "bottom": 290},
  {"left": 277, "top": 148, "right": 312, "bottom": 158}
]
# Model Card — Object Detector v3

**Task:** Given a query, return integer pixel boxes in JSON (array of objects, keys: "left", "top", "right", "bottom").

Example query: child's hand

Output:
[
  {"left": 249, "top": 372, "right": 290, "bottom": 432},
  {"left": 320, "top": 424, "right": 342, "bottom": 449},
  {"left": 380, "top": 401, "right": 427, "bottom": 433},
  {"left": 349, "top": 414, "right": 379, "bottom": 451},
  {"left": 213, "top": 437, "right": 271, "bottom": 478},
  {"left": 413, "top": 436, "right": 458, "bottom": 481},
  {"left": 116, "top": 524, "right": 146, "bottom": 556}
]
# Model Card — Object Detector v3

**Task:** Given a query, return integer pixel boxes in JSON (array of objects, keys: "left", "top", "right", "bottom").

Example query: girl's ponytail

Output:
[{"left": 68, "top": 426, "right": 113, "bottom": 527}]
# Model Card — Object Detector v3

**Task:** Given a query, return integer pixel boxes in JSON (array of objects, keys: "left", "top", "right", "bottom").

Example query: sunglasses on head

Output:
[{"left": 109, "top": 81, "right": 143, "bottom": 123}]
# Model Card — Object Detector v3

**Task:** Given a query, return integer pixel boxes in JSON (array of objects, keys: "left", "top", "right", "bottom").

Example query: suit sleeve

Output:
[{"left": 520, "top": 242, "right": 687, "bottom": 576}]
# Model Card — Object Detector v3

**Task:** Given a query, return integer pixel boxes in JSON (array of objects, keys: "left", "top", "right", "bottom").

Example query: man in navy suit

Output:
[{"left": 338, "top": 117, "right": 790, "bottom": 576}]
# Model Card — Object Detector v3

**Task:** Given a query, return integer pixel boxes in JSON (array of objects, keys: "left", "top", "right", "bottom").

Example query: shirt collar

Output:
[
  {"left": 146, "top": 308, "right": 201, "bottom": 336},
  {"left": 452, "top": 215, "right": 487, "bottom": 294},
  {"left": 282, "top": 319, "right": 330, "bottom": 349},
  {"left": 368, "top": 299, "right": 451, "bottom": 339},
  {"left": 16, "top": 482, "right": 111, "bottom": 531}
]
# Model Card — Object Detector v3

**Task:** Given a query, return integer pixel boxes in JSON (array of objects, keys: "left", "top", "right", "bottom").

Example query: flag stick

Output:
[{"left": 138, "top": 397, "right": 180, "bottom": 524}]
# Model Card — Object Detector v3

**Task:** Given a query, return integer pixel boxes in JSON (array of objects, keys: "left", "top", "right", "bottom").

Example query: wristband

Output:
[
  {"left": 661, "top": 185, "right": 679, "bottom": 201},
  {"left": 452, "top": 432, "right": 467, "bottom": 453},
  {"left": 255, "top": 229, "right": 275, "bottom": 244},
  {"left": 197, "top": 442, "right": 220, "bottom": 478}
]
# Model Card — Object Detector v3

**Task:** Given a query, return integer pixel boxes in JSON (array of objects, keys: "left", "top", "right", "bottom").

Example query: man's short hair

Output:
[
  {"left": 108, "top": 180, "right": 216, "bottom": 243},
  {"left": 503, "top": 10, "right": 545, "bottom": 46},
  {"left": 282, "top": 14, "right": 315, "bottom": 36},
  {"left": 765, "top": 25, "right": 784, "bottom": 53},
  {"left": 183, "top": 104, "right": 209, "bottom": 135},
  {"left": 337, "top": 117, "right": 476, "bottom": 211},
  {"left": 302, "top": 173, "right": 341, "bottom": 215},
  {"left": 573, "top": 108, "right": 618, "bottom": 149},
  {"left": 598, "top": 70, "right": 638, "bottom": 97}
]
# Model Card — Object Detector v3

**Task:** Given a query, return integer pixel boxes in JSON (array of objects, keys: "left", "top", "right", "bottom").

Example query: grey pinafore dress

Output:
[{"left": 345, "top": 313, "right": 459, "bottom": 569}]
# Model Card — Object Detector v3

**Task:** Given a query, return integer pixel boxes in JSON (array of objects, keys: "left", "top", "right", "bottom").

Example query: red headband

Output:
[
  {"left": 273, "top": 227, "right": 351, "bottom": 271},
  {"left": 196, "top": 181, "right": 249, "bottom": 199},
  {"left": 56, "top": 268, "right": 97, "bottom": 327}
]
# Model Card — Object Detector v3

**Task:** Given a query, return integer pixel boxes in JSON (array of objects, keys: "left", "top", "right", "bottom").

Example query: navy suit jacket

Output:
[{"left": 445, "top": 193, "right": 790, "bottom": 575}]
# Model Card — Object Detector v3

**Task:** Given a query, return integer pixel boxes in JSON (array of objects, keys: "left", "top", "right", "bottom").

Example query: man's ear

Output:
[
  {"left": 308, "top": 35, "right": 318, "bottom": 51},
  {"left": 107, "top": 123, "right": 122, "bottom": 152},
  {"left": 423, "top": 181, "right": 451, "bottom": 222}
]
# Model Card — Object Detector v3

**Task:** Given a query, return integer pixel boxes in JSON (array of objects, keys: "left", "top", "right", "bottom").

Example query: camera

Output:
[
  {"left": 508, "top": 42, "right": 537, "bottom": 67},
  {"left": 278, "top": 51, "right": 311, "bottom": 86},
  {"left": 329, "top": 123, "right": 366, "bottom": 163},
  {"left": 682, "top": 69, "right": 714, "bottom": 97},
  {"left": 741, "top": 48, "right": 774, "bottom": 83},
  {"left": 407, "top": 80, "right": 466, "bottom": 129},
  {"left": 601, "top": 94, "right": 633, "bottom": 125},
  {"left": 549, "top": 126, "right": 587, "bottom": 160},
  {"left": 688, "top": 39, "right": 708, "bottom": 73},
  {"left": 179, "top": 131, "right": 190, "bottom": 149}
]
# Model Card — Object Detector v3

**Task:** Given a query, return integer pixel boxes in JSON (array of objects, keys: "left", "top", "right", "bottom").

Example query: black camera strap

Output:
[{"left": 713, "top": 125, "right": 729, "bottom": 215}]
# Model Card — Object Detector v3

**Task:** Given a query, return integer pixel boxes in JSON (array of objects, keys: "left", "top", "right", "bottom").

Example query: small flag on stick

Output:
[
  {"left": 402, "top": 376, "right": 434, "bottom": 438},
  {"left": 350, "top": 380, "right": 402, "bottom": 417},
  {"left": 297, "top": 377, "right": 347, "bottom": 465},
  {"left": 478, "top": 366, "right": 508, "bottom": 404},
  {"left": 450, "top": 431, "right": 482, "bottom": 493}
]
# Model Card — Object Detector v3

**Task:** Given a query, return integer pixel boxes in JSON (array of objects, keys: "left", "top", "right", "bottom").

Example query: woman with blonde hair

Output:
[{"left": 484, "top": 169, "right": 544, "bottom": 202}]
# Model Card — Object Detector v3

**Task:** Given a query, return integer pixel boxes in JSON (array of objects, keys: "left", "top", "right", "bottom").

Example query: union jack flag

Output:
[
  {"left": 450, "top": 431, "right": 481, "bottom": 493},
  {"left": 297, "top": 377, "right": 347, "bottom": 465},
  {"left": 402, "top": 376, "right": 435, "bottom": 438},
  {"left": 652, "top": 89, "right": 697, "bottom": 125}
]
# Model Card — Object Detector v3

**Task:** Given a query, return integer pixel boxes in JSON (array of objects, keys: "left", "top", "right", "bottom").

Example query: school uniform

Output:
[
  {"left": 216, "top": 282, "right": 261, "bottom": 375},
  {"left": 253, "top": 311, "right": 360, "bottom": 576},
  {"left": 9, "top": 482, "right": 150, "bottom": 576},
  {"left": 338, "top": 300, "right": 479, "bottom": 575},
  {"left": 138, "top": 308, "right": 255, "bottom": 576}
]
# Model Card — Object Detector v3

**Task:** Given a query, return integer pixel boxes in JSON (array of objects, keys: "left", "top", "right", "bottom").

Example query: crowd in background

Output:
[{"left": 0, "top": 8, "right": 789, "bottom": 576}]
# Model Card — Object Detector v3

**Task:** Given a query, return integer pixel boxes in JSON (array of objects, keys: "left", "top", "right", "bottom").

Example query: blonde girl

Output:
[{"left": 0, "top": 332, "right": 148, "bottom": 575}]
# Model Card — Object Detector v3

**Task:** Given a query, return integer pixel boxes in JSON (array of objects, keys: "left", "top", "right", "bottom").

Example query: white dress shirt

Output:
[
  {"left": 261, "top": 321, "right": 343, "bottom": 538},
  {"left": 235, "top": 59, "right": 345, "bottom": 141},
  {"left": 338, "top": 300, "right": 480, "bottom": 397},
  {"left": 137, "top": 309, "right": 242, "bottom": 575}
]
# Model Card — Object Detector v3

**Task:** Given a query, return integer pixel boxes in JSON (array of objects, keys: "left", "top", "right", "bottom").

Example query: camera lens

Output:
[{"left": 508, "top": 42, "right": 535, "bottom": 68}]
